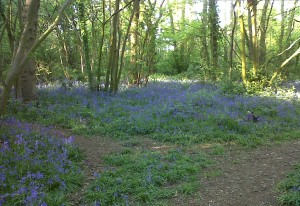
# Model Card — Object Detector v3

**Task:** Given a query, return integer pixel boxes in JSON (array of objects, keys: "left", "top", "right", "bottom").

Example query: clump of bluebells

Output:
[{"left": 0, "top": 118, "right": 83, "bottom": 205}]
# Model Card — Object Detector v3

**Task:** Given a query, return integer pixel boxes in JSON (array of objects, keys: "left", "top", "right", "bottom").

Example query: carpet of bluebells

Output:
[
  {"left": 8, "top": 80, "right": 300, "bottom": 146},
  {"left": 3, "top": 79, "right": 300, "bottom": 205},
  {"left": 0, "top": 118, "right": 83, "bottom": 205}
]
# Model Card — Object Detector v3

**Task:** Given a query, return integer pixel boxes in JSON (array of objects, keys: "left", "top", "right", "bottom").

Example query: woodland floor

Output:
[{"left": 61, "top": 128, "right": 300, "bottom": 206}]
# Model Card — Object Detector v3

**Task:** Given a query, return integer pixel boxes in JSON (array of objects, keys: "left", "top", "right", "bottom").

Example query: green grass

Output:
[
  {"left": 278, "top": 163, "right": 300, "bottom": 206},
  {"left": 83, "top": 148, "right": 211, "bottom": 205}
]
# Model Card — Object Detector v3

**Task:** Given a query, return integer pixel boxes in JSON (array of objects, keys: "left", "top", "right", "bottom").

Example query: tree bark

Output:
[
  {"left": 278, "top": 0, "right": 285, "bottom": 62},
  {"left": 208, "top": 0, "right": 219, "bottom": 80},
  {"left": 15, "top": 0, "right": 40, "bottom": 102},
  {"left": 79, "top": 1, "right": 93, "bottom": 90},
  {"left": 107, "top": 0, "right": 120, "bottom": 93},
  {"left": 259, "top": 0, "right": 272, "bottom": 65},
  {"left": 229, "top": 0, "right": 237, "bottom": 80},
  {"left": 237, "top": 0, "right": 247, "bottom": 84},
  {"left": 130, "top": 0, "right": 141, "bottom": 85},
  {"left": 200, "top": 0, "right": 210, "bottom": 80}
]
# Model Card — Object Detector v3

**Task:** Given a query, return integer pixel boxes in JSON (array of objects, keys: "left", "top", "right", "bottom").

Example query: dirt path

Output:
[
  {"left": 70, "top": 132, "right": 300, "bottom": 206},
  {"left": 69, "top": 134, "right": 124, "bottom": 205},
  {"left": 194, "top": 140, "right": 300, "bottom": 206}
]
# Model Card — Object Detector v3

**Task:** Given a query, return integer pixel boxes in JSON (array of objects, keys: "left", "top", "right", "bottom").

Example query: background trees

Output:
[{"left": 1, "top": 0, "right": 300, "bottom": 115}]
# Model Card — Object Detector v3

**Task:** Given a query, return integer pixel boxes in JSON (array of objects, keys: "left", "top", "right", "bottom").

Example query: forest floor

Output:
[{"left": 66, "top": 130, "right": 300, "bottom": 206}]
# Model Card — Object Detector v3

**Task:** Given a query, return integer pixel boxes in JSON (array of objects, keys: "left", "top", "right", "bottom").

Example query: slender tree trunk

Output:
[
  {"left": 259, "top": 0, "right": 272, "bottom": 66},
  {"left": 270, "top": 46, "right": 300, "bottom": 84},
  {"left": 202, "top": 0, "right": 210, "bottom": 80},
  {"left": 109, "top": 0, "right": 120, "bottom": 93},
  {"left": 250, "top": 0, "right": 258, "bottom": 76},
  {"left": 229, "top": 0, "right": 237, "bottom": 80},
  {"left": 284, "top": 0, "right": 298, "bottom": 47},
  {"left": 79, "top": 1, "right": 93, "bottom": 90},
  {"left": 278, "top": 0, "right": 285, "bottom": 62},
  {"left": 208, "top": 0, "right": 219, "bottom": 80},
  {"left": 118, "top": 1, "right": 137, "bottom": 87},
  {"left": 247, "top": 6, "right": 253, "bottom": 62},
  {"left": 56, "top": 28, "right": 70, "bottom": 78},
  {"left": 130, "top": 0, "right": 140, "bottom": 85},
  {"left": 96, "top": 0, "right": 106, "bottom": 91},
  {"left": 238, "top": 0, "right": 247, "bottom": 84},
  {"left": 104, "top": 0, "right": 113, "bottom": 91}
]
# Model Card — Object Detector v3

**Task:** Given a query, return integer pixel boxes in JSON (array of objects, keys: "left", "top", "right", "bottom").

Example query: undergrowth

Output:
[
  {"left": 278, "top": 163, "right": 300, "bottom": 206},
  {"left": 84, "top": 148, "right": 211, "bottom": 205},
  {"left": 0, "top": 119, "right": 84, "bottom": 205},
  {"left": 6, "top": 80, "right": 300, "bottom": 147}
]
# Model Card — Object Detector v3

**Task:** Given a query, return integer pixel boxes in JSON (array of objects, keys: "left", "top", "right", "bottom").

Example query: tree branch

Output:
[
  {"left": 26, "top": 0, "right": 74, "bottom": 58},
  {"left": 104, "top": 0, "right": 135, "bottom": 25}
]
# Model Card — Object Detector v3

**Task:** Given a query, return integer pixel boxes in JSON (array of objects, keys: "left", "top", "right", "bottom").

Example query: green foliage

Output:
[
  {"left": 219, "top": 80, "right": 246, "bottom": 95},
  {"left": 84, "top": 148, "right": 209, "bottom": 205},
  {"left": 277, "top": 164, "right": 300, "bottom": 206}
]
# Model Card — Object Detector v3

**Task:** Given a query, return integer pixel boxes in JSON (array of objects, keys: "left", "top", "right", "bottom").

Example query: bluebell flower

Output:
[
  {"left": 93, "top": 172, "right": 101, "bottom": 178},
  {"left": 94, "top": 200, "right": 101, "bottom": 206},
  {"left": 65, "top": 136, "right": 74, "bottom": 144}
]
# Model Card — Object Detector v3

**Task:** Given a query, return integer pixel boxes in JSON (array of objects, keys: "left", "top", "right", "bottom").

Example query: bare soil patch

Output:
[
  {"left": 72, "top": 132, "right": 300, "bottom": 206},
  {"left": 185, "top": 140, "right": 300, "bottom": 206}
]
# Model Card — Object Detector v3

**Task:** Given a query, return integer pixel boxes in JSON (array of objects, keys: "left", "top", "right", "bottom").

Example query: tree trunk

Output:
[
  {"left": 108, "top": 0, "right": 120, "bottom": 93},
  {"left": 56, "top": 27, "right": 70, "bottom": 79},
  {"left": 208, "top": 0, "right": 219, "bottom": 80},
  {"left": 278, "top": 0, "right": 285, "bottom": 62},
  {"left": 250, "top": 0, "right": 258, "bottom": 76},
  {"left": 238, "top": 0, "right": 247, "bottom": 84},
  {"left": 200, "top": 0, "right": 210, "bottom": 80},
  {"left": 15, "top": 0, "right": 40, "bottom": 102},
  {"left": 229, "top": 0, "right": 237, "bottom": 80},
  {"left": 259, "top": 0, "right": 272, "bottom": 66},
  {"left": 284, "top": 0, "right": 298, "bottom": 48},
  {"left": 130, "top": 0, "right": 140, "bottom": 85},
  {"left": 118, "top": 1, "right": 136, "bottom": 87},
  {"left": 96, "top": 0, "right": 106, "bottom": 90},
  {"left": 79, "top": 1, "right": 93, "bottom": 90}
]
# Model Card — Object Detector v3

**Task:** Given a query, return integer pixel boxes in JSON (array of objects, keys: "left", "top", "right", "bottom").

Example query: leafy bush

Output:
[{"left": 219, "top": 80, "right": 246, "bottom": 95}]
